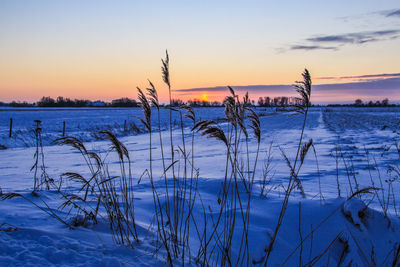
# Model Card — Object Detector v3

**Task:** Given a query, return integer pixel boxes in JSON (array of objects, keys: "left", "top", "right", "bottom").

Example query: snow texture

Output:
[{"left": 1, "top": 107, "right": 400, "bottom": 265}]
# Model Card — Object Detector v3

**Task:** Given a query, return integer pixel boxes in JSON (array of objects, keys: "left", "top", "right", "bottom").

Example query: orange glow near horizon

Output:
[
  {"left": 175, "top": 91, "right": 228, "bottom": 103},
  {"left": 201, "top": 94, "right": 209, "bottom": 102},
  {"left": 1, "top": 1, "right": 400, "bottom": 104}
]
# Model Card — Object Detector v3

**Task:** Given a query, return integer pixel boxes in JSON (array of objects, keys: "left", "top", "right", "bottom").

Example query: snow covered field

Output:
[
  {"left": 0, "top": 107, "right": 225, "bottom": 148},
  {"left": 1, "top": 106, "right": 400, "bottom": 266}
]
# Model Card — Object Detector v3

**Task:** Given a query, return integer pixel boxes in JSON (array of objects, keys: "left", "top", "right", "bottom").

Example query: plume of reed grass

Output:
[
  {"left": 136, "top": 73, "right": 207, "bottom": 263},
  {"left": 157, "top": 52, "right": 204, "bottom": 262},
  {"left": 99, "top": 130, "right": 138, "bottom": 243},
  {"left": 192, "top": 86, "right": 261, "bottom": 266},
  {"left": 130, "top": 54, "right": 205, "bottom": 263},
  {"left": 54, "top": 132, "right": 139, "bottom": 244},
  {"left": 162, "top": 51, "right": 183, "bottom": 256},
  {"left": 54, "top": 137, "right": 101, "bottom": 203},
  {"left": 26, "top": 135, "right": 103, "bottom": 226},
  {"left": 147, "top": 80, "right": 174, "bottom": 247},
  {"left": 31, "top": 120, "right": 51, "bottom": 192},
  {"left": 137, "top": 86, "right": 173, "bottom": 262},
  {"left": 263, "top": 68, "right": 312, "bottom": 265}
]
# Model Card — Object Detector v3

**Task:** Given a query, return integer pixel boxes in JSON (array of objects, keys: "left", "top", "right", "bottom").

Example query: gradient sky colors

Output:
[{"left": 0, "top": 0, "right": 399, "bottom": 104}]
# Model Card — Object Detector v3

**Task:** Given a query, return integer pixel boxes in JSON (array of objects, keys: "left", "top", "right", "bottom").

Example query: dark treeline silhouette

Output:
[
  {"left": 1, "top": 96, "right": 398, "bottom": 108},
  {"left": 188, "top": 99, "right": 223, "bottom": 107},
  {"left": 257, "top": 96, "right": 303, "bottom": 107},
  {"left": 110, "top": 98, "right": 139, "bottom": 107},
  {"left": 328, "top": 98, "right": 397, "bottom": 107},
  {"left": 0, "top": 96, "right": 139, "bottom": 108},
  {"left": 175, "top": 99, "right": 224, "bottom": 107},
  {"left": 37, "top": 96, "right": 92, "bottom": 107},
  {"left": 0, "top": 101, "right": 35, "bottom": 107},
  {"left": 170, "top": 98, "right": 256, "bottom": 107}
]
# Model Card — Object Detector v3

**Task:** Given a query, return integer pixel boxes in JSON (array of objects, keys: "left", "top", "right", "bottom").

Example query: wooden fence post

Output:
[{"left": 9, "top": 118, "right": 13, "bottom": 138}]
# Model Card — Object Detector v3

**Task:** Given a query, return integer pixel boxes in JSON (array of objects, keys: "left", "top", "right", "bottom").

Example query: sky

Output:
[{"left": 0, "top": 0, "right": 399, "bottom": 104}]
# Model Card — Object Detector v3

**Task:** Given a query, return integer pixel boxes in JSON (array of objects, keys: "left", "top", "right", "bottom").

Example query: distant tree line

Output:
[
  {"left": 257, "top": 96, "right": 304, "bottom": 107},
  {"left": 171, "top": 98, "right": 256, "bottom": 107},
  {"left": 36, "top": 97, "right": 224, "bottom": 108},
  {"left": 0, "top": 101, "right": 35, "bottom": 107},
  {"left": 327, "top": 98, "right": 396, "bottom": 107},
  {"left": 0, "top": 96, "right": 303, "bottom": 108},
  {"left": 37, "top": 96, "right": 91, "bottom": 107},
  {"left": 170, "top": 96, "right": 303, "bottom": 107},
  {"left": 0, "top": 96, "right": 223, "bottom": 108},
  {"left": 0, "top": 96, "right": 139, "bottom": 108},
  {"left": 1, "top": 96, "right": 398, "bottom": 108},
  {"left": 180, "top": 99, "right": 224, "bottom": 107}
]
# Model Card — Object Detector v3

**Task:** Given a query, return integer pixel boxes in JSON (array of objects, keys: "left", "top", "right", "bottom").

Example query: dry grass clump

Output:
[
  {"left": 53, "top": 133, "right": 139, "bottom": 243},
  {"left": 31, "top": 120, "right": 51, "bottom": 192}
]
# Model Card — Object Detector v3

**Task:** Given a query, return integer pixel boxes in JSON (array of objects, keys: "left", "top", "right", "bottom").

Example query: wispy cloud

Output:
[
  {"left": 290, "top": 45, "right": 337, "bottom": 51},
  {"left": 307, "top": 30, "right": 400, "bottom": 44},
  {"left": 316, "top": 73, "right": 400, "bottom": 81},
  {"left": 287, "top": 29, "right": 400, "bottom": 51},
  {"left": 314, "top": 77, "right": 400, "bottom": 91},
  {"left": 341, "top": 8, "right": 400, "bottom": 20},
  {"left": 383, "top": 9, "right": 400, "bottom": 18}
]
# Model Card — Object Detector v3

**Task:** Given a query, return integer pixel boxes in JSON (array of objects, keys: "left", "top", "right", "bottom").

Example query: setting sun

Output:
[{"left": 201, "top": 93, "right": 209, "bottom": 102}]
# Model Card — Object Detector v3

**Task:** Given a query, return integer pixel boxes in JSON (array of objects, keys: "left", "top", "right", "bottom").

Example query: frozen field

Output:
[
  {"left": 0, "top": 107, "right": 226, "bottom": 148},
  {"left": 1, "top": 106, "right": 400, "bottom": 266}
]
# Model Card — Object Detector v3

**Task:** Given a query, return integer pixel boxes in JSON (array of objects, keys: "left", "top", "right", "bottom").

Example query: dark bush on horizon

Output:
[
  {"left": 37, "top": 96, "right": 90, "bottom": 107},
  {"left": 110, "top": 97, "right": 138, "bottom": 107}
]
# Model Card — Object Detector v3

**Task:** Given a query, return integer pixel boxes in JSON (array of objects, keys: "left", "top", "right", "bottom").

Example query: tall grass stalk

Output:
[
  {"left": 137, "top": 87, "right": 173, "bottom": 262},
  {"left": 55, "top": 132, "right": 139, "bottom": 245},
  {"left": 263, "top": 69, "right": 312, "bottom": 265},
  {"left": 31, "top": 120, "right": 50, "bottom": 192},
  {"left": 260, "top": 142, "right": 275, "bottom": 197},
  {"left": 191, "top": 87, "right": 261, "bottom": 265}
]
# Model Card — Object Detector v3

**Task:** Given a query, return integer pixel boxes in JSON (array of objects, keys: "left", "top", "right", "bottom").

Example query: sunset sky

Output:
[{"left": 0, "top": 0, "right": 399, "bottom": 104}]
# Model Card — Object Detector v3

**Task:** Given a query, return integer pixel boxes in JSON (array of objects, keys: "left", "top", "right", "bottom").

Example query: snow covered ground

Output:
[
  {"left": 0, "top": 107, "right": 225, "bottom": 148},
  {"left": 1, "top": 107, "right": 400, "bottom": 266}
]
